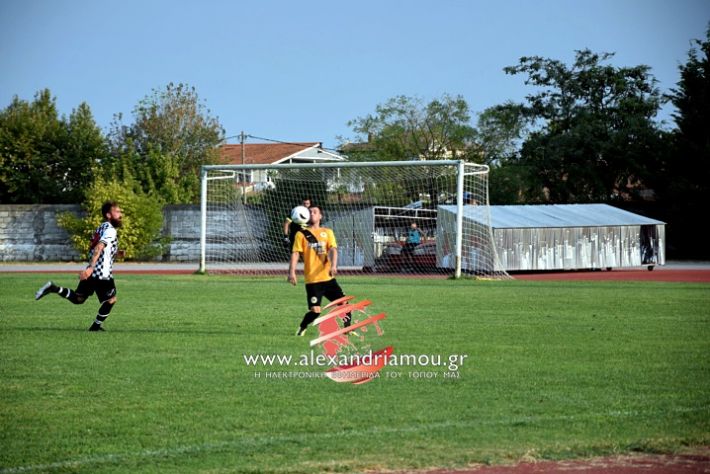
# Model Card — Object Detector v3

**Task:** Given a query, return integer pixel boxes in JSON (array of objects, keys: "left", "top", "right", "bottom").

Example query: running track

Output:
[{"left": 1, "top": 263, "right": 709, "bottom": 283}]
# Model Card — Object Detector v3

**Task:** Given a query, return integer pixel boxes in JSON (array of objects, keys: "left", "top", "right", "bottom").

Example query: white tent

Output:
[{"left": 437, "top": 204, "right": 665, "bottom": 271}]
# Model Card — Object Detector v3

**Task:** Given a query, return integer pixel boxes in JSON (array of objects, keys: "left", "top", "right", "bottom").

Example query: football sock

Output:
[
  {"left": 92, "top": 301, "right": 114, "bottom": 327},
  {"left": 58, "top": 287, "right": 86, "bottom": 304},
  {"left": 299, "top": 311, "right": 320, "bottom": 330}
]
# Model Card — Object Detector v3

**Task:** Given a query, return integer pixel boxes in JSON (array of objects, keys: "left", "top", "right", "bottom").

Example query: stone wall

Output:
[
  {"left": 0, "top": 204, "right": 273, "bottom": 263},
  {"left": 0, "top": 205, "right": 83, "bottom": 261},
  {"left": 0, "top": 204, "right": 207, "bottom": 262},
  {"left": 161, "top": 205, "right": 201, "bottom": 262}
]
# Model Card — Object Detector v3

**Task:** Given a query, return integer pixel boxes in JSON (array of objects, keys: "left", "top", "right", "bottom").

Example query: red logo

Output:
[{"left": 309, "top": 296, "right": 392, "bottom": 385}]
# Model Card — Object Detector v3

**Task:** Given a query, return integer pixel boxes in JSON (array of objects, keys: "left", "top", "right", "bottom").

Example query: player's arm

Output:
[
  {"left": 80, "top": 242, "right": 104, "bottom": 280},
  {"left": 283, "top": 218, "right": 291, "bottom": 237},
  {"left": 288, "top": 251, "right": 300, "bottom": 285},
  {"left": 329, "top": 246, "right": 338, "bottom": 277}
]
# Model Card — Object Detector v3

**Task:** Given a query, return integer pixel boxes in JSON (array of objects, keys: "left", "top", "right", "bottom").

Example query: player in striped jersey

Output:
[{"left": 35, "top": 201, "right": 122, "bottom": 331}]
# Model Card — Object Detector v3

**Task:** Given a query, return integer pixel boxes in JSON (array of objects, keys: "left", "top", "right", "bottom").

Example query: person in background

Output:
[
  {"left": 283, "top": 197, "right": 311, "bottom": 248},
  {"left": 401, "top": 222, "right": 424, "bottom": 270}
]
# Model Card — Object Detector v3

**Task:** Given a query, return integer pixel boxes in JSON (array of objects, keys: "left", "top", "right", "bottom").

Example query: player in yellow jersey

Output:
[{"left": 288, "top": 205, "right": 350, "bottom": 336}]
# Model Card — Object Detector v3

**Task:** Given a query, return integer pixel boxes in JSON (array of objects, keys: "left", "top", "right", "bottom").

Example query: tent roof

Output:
[{"left": 440, "top": 204, "right": 665, "bottom": 229}]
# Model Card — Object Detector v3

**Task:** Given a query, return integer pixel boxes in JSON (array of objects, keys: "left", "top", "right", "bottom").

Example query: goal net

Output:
[{"left": 200, "top": 160, "right": 507, "bottom": 279}]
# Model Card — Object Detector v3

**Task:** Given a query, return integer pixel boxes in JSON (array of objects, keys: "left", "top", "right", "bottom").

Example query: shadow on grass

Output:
[{"left": 3, "top": 325, "right": 245, "bottom": 336}]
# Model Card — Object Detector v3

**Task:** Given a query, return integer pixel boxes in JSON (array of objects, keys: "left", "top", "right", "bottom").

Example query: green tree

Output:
[
  {"left": 63, "top": 103, "right": 109, "bottom": 201},
  {"left": 58, "top": 173, "right": 167, "bottom": 260},
  {"left": 657, "top": 26, "right": 710, "bottom": 258},
  {"left": 345, "top": 94, "right": 477, "bottom": 206},
  {"left": 473, "top": 103, "right": 534, "bottom": 204},
  {"left": 347, "top": 94, "right": 476, "bottom": 161},
  {"left": 0, "top": 90, "right": 105, "bottom": 203},
  {"left": 503, "top": 50, "right": 665, "bottom": 203},
  {"left": 109, "top": 83, "right": 225, "bottom": 204},
  {"left": 666, "top": 26, "right": 710, "bottom": 204},
  {"left": 474, "top": 102, "right": 529, "bottom": 166}
]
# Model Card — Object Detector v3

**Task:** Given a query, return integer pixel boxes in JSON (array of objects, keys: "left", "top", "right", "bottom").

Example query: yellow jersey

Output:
[{"left": 292, "top": 227, "right": 337, "bottom": 284}]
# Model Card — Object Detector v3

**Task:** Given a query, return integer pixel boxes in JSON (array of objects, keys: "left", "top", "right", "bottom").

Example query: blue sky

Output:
[{"left": 1, "top": 0, "right": 708, "bottom": 149}]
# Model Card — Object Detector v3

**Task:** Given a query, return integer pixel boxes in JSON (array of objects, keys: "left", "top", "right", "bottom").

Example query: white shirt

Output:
[{"left": 88, "top": 221, "right": 118, "bottom": 280}]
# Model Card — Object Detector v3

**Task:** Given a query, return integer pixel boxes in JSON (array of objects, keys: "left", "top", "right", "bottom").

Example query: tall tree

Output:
[
  {"left": 473, "top": 103, "right": 535, "bottom": 204},
  {"left": 345, "top": 95, "right": 477, "bottom": 207},
  {"left": 346, "top": 94, "right": 476, "bottom": 161},
  {"left": 62, "top": 102, "right": 109, "bottom": 201},
  {"left": 657, "top": 26, "right": 710, "bottom": 258},
  {"left": 474, "top": 102, "right": 529, "bottom": 166},
  {"left": 0, "top": 89, "right": 105, "bottom": 203},
  {"left": 109, "top": 83, "right": 225, "bottom": 204},
  {"left": 503, "top": 50, "right": 665, "bottom": 203},
  {"left": 667, "top": 26, "right": 710, "bottom": 203}
]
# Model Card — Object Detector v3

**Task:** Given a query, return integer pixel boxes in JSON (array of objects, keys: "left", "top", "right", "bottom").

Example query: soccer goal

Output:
[{"left": 199, "top": 160, "right": 507, "bottom": 279}]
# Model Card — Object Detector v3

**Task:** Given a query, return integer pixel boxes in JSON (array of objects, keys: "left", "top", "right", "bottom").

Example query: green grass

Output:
[{"left": 1, "top": 274, "right": 709, "bottom": 473}]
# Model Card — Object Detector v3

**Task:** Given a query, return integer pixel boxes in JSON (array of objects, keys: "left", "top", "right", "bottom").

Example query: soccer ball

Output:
[{"left": 290, "top": 206, "right": 310, "bottom": 225}]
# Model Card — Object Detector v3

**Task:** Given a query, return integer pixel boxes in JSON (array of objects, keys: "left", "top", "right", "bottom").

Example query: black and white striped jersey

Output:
[{"left": 88, "top": 222, "right": 118, "bottom": 280}]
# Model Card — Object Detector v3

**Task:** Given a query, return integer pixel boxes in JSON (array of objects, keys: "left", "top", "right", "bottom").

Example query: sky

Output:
[{"left": 1, "top": 0, "right": 708, "bottom": 150}]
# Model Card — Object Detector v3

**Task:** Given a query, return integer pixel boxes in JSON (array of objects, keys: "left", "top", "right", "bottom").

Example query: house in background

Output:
[{"left": 219, "top": 142, "right": 347, "bottom": 189}]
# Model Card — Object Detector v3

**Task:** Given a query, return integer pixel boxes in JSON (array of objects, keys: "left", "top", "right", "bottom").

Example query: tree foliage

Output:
[
  {"left": 474, "top": 102, "right": 529, "bottom": 166},
  {"left": 108, "top": 83, "right": 225, "bottom": 204},
  {"left": 346, "top": 94, "right": 476, "bottom": 161},
  {"left": 58, "top": 173, "right": 167, "bottom": 260},
  {"left": 345, "top": 95, "right": 478, "bottom": 207},
  {"left": 0, "top": 90, "right": 106, "bottom": 203},
  {"left": 654, "top": 26, "right": 710, "bottom": 258},
  {"left": 666, "top": 26, "right": 710, "bottom": 204},
  {"left": 502, "top": 50, "right": 665, "bottom": 203}
]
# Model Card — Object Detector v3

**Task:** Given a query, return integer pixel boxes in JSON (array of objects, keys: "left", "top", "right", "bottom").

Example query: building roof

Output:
[
  {"left": 219, "top": 142, "right": 345, "bottom": 165},
  {"left": 441, "top": 204, "right": 665, "bottom": 228}
]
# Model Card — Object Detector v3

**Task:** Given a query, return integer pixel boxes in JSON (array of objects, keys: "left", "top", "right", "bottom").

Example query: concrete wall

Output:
[
  {"left": 161, "top": 205, "right": 201, "bottom": 262},
  {"left": 0, "top": 204, "right": 274, "bottom": 263},
  {"left": 0, "top": 204, "right": 207, "bottom": 262},
  {"left": 0, "top": 204, "right": 83, "bottom": 262}
]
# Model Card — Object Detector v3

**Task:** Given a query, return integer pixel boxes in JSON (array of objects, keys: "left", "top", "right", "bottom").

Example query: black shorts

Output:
[
  {"left": 75, "top": 277, "right": 117, "bottom": 303},
  {"left": 305, "top": 279, "right": 344, "bottom": 310}
]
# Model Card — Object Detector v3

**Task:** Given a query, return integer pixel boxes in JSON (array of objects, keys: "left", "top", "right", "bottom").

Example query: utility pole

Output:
[
  {"left": 240, "top": 131, "right": 246, "bottom": 165},
  {"left": 240, "top": 131, "right": 247, "bottom": 205}
]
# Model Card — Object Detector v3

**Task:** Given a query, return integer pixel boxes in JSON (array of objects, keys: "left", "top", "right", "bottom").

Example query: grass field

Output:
[{"left": 1, "top": 273, "right": 709, "bottom": 473}]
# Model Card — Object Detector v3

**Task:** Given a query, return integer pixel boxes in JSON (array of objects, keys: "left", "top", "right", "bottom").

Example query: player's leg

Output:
[
  {"left": 324, "top": 279, "right": 352, "bottom": 327},
  {"left": 297, "top": 283, "right": 324, "bottom": 336},
  {"left": 35, "top": 281, "right": 56, "bottom": 300},
  {"left": 88, "top": 280, "right": 117, "bottom": 332},
  {"left": 35, "top": 280, "right": 91, "bottom": 304}
]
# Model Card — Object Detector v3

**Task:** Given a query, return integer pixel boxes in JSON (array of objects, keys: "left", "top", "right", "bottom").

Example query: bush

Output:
[{"left": 58, "top": 175, "right": 168, "bottom": 260}]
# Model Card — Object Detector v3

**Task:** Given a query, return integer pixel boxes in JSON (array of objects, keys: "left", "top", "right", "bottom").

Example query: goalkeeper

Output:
[
  {"left": 288, "top": 205, "right": 350, "bottom": 336},
  {"left": 282, "top": 197, "right": 311, "bottom": 248}
]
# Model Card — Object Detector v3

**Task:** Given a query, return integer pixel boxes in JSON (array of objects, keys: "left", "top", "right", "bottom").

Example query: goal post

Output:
[{"left": 199, "top": 160, "right": 507, "bottom": 279}]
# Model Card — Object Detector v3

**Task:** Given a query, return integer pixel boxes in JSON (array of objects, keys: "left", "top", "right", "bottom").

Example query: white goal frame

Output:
[{"left": 199, "top": 160, "right": 503, "bottom": 279}]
